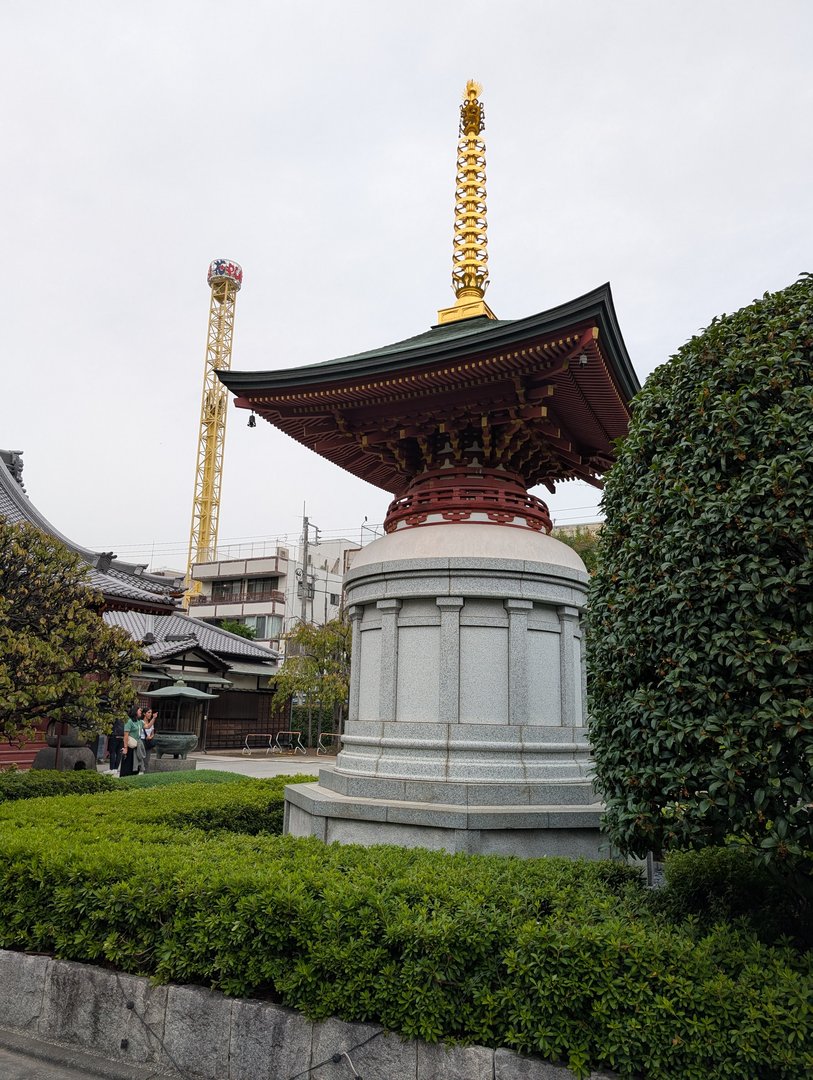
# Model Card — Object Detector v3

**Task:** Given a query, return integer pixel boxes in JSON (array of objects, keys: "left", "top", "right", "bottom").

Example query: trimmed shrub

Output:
[
  {"left": 0, "top": 768, "right": 116, "bottom": 802},
  {"left": 588, "top": 275, "right": 813, "bottom": 871},
  {"left": 118, "top": 769, "right": 253, "bottom": 790},
  {"left": 0, "top": 789, "right": 810, "bottom": 1079},
  {"left": 656, "top": 848, "right": 803, "bottom": 945},
  {"left": 155, "top": 773, "right": 316, "bottom": 835}
]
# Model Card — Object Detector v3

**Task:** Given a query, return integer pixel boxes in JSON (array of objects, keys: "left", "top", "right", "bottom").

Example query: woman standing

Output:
[
  {"left": 120, "top": 707, "right": 144, "bottom": 777},
  {"left": 108, "top": 715, "right": 125, "bottom": 772},
  {"left": 142, "top": 709, "right": 157, "bottom": 772}
]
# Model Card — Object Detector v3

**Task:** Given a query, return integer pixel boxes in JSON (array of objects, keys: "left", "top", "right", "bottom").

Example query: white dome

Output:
[{"left": 351, "top": 523, "right": 587, "bottom": 573}]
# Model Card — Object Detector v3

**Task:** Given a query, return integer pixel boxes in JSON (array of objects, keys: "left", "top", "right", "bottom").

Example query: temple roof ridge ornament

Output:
[{"left": 437, "top": 80, "right": 497, "bottom": 326}]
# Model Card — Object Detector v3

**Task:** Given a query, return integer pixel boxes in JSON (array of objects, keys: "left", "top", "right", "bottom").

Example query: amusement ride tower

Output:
[
  {"left": 219, "top": 85, "right": 640, "bottom": 857},
  {"left": 184, "top": 259, "right": 243, "bottom": 607}
]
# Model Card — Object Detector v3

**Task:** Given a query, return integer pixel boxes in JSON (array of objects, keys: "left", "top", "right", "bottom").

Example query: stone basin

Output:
[{"left": 154, "top": 733, "right": 198, "bottom": 759}]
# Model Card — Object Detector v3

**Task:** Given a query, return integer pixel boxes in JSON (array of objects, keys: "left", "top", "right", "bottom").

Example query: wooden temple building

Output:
[
  {"left": 220, "top": 282, "right": 638, "bottom": 534},
  {"left": 219, "top": 82, "right": 642, "bottom": 857},
  {"left": 0, "top": 449, "right": 281, "bottom": 766}
]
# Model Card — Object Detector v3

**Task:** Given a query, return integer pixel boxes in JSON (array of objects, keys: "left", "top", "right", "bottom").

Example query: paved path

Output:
[
  {"left": 0, "top": 1028, "right": 179, "bottom": 1079},
  {"left": 188, "top": 751, "right": 331, "bottom": 778}
]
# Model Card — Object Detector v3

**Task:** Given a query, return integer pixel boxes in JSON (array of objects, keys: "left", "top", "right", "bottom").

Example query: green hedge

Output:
[
  {"left": 0, "top": 768, "right": 116, "bottom": 802},
  {"left": 655, "top": 847, "right": 805, "bottom": 945},
  {"left": 588, "top": 275, "right": 813, "bottom": 867},
  {"left": 118, "top": 769, "right": 255, "bottom": 790},
  {"left": 0, "top": 787, "right": 810, "bottom": 1079}
]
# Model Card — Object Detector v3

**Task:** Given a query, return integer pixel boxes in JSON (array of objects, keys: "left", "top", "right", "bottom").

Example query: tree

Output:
[
  {"left": 272, "top": 618, "right": 352, "bottom": 730},
  {"left": 0, "top": 518, "right": 143, "bottom": 745},
  {"left": 555, "top": 526, "right": 601, "bottom": 574},
  {"left": 588, "top": 275, "right": 813, "bottom": 874},
  {"left": 218, "top": 618, "right": 256, "bottom": 640}
]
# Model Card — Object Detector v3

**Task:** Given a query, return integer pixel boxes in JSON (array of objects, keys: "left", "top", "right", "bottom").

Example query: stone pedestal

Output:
[
  {"left": 31, "top": 747, "right": 98, "bottom": 772},
  {"left": 285, "top": 524, "right": 608, "bottom": 859}
]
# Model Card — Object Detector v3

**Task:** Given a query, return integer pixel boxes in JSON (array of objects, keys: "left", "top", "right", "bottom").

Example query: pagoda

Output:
[{"left": 221, "top": 83, "right": 640, "bottom": 857}]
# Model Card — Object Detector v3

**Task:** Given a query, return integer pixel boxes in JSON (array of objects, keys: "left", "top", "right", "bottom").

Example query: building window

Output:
[
  {"left": 212, "top": 579, "right": 241, "bottom": 600},
  {"left": 246, "top": 577, "right": 278, "bottom": 597},
  {"left": 329, "top": 593, "right": 340, "bottom": 606},
  {"left": 242, "top": 614, "right": 284, "bottom": 639}
]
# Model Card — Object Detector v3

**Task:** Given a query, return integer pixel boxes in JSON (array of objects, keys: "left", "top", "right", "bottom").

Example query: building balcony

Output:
[{"left": 189, "top": 589, "right": 285, "bottom": 607}]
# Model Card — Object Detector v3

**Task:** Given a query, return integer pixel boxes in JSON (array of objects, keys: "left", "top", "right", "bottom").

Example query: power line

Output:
[
  {"left": 102, "top": 503, "right": 603, "bottom": 554},
  {"left": 100, "top": 504, "right": 604, "bottom": 566}
]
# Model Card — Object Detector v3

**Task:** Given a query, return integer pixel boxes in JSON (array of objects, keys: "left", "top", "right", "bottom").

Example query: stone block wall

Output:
[{"left": 0, "top": 949, "right": 618, "bottom": 1080}]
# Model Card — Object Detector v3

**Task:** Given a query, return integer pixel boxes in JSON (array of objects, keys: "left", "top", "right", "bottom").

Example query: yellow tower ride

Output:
[{"left": 184, "top": 259, "right": 243, "bottom": 607}]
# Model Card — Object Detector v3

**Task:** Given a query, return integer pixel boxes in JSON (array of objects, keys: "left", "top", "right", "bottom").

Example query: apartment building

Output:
[{"left": 190, "top": 537, "right": 360, "bottom": 653}]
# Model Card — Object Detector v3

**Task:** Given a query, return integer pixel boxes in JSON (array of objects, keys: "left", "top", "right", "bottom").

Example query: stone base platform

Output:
[
  {"left": 285, "top": 773, "right": 608, "bottom": 859},
  {"left": 147, "top": 757, "right": 197, "bottom": 774}
]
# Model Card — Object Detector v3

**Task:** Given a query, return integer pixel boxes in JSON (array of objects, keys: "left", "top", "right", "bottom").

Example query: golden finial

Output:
[{"left": 437, "top": 80, "right": 497, "bottom": 325}]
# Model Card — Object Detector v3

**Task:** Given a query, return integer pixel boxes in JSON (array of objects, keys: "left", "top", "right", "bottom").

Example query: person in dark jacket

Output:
[{"left": 108, "top": 716, "right": 125, "bottom": 772}]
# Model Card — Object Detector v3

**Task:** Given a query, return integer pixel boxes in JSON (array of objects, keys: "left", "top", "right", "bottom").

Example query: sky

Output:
[{"left": 2, "top": 1, "right": 811, "bottom": 571}]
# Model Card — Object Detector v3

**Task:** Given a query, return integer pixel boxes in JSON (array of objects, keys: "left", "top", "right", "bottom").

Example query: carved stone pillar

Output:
[
  {"left": 558, "top": 605, "right": 583, "bottom": 728},
  {"left": 436, "top": 596, "right": 464, "bottom": 723},
  {"left": 376, "top": 598, "right": 402, "bottom": 722},
  {"left": 504, "top": 598, "right": 533, "bottom": 726},
  {"left": 347, "top": 604, "right": 364, "bottom": 723}
]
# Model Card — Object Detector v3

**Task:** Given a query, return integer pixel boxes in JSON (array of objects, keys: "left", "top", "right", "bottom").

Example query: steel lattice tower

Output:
[{"left": 184, "top": 259, "right": 243, "bottom": 606}]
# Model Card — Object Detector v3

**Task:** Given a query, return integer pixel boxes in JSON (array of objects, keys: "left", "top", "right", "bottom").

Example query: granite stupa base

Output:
[
  {"left": 284, "top": 523, "right": 609, "bottom": 860},
  {"left": 285, "top": 771, "right": 607, "bottom": 859}
]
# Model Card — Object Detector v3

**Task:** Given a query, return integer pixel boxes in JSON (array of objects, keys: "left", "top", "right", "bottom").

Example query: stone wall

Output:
[{"left": 0, "top": 949, "right": 616, "bottom": 1080}]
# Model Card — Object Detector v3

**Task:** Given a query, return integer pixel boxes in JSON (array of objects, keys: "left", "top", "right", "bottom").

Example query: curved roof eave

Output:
[
  {"left": 220, "top": 283, "right": 641, "bottom": 403},
  {"left": 0, "top": 454, "right": 178, "bottom": 609}
]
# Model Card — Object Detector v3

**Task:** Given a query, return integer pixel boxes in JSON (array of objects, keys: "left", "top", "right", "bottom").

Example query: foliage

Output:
[
  {"left": 588, "top": 276, "right": 813, "bottom": 876},
  {"left": 289, "top": 702, "right": 339, "bottom": 740},
  {"left": 218, "top": 618, "right": 256, "bottom": 640},
  {"left": 0, "top": 789, "right": 810, "bottom": 1079},
  {"left": 0, "top": 518, "right": 143, "bottom": 745},
  {"left": 554, "top": 526, "right": 601, "bottom": 574},
  {"left": 0, "top": 768, "right": 115, "bottom": 802},
  {"left": 654, "top": 847, "right": 805, "bottom": 946},
  {"left": 118, "top": 768, "right": 253, "bottom": 789},
  {"left": 273, "top": 617, "right": 352, "bottom": 715},
  {"left": 151, "top": 773, "right": 315, "bottom": 835}
]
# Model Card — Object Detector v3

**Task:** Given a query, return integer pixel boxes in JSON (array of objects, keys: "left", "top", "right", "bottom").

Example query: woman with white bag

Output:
[{"left": 120, "top": 707, "right": 145, "bottom": 777}]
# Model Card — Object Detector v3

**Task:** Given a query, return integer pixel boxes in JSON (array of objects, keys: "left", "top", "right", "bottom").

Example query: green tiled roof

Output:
[{"left": 220, "top": 284, "right": 640, "bottom": 402}]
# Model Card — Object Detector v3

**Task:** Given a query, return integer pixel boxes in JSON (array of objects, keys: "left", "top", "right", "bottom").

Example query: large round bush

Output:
[{"left": 588, "top": 275, "right": 813, "bottom": 869}]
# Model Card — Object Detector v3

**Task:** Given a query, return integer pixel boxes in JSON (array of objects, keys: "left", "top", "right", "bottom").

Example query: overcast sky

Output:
[{"left": 2, "top": 1, "right": 811, "bottom": 570}]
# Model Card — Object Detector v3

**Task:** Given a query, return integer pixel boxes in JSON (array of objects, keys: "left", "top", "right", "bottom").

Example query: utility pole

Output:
[{"left": 299, "top": 507, "right": 320, "bottom": 624}]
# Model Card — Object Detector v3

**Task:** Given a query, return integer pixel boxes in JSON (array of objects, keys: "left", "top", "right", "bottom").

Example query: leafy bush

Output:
[
  {"left": 656, "top": 848, "right": 803, "bottom": 945},
  {"left": 118, "top": 769, "right": 252, "bottom": 790},
  {"left": 0, "top": 768, "right": 115, "bottom": 802},
  {"left": 153, "top": 773, "right": 315, "bottom": 835},
  {"left": 0, "top": 788, "right": 810, "bottom": 1078},
  {"left": 589, "top": 275, "right": 813, "bottom": 872}
]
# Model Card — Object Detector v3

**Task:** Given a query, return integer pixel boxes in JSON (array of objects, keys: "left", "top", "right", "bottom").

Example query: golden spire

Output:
[{"left": 438, "top": 80, "right": 497, "bottom": 325}]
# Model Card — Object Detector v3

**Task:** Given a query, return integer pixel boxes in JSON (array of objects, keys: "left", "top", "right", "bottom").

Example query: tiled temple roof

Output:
[
  {"left": 220, "top": 284, "right": 641, "bottom": 497},
  {"left": 103, "top": 609, "right": 279, "bottom": 665},
  {"left": 0, "top": 449, "right": 180, "bottom": 613}
]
